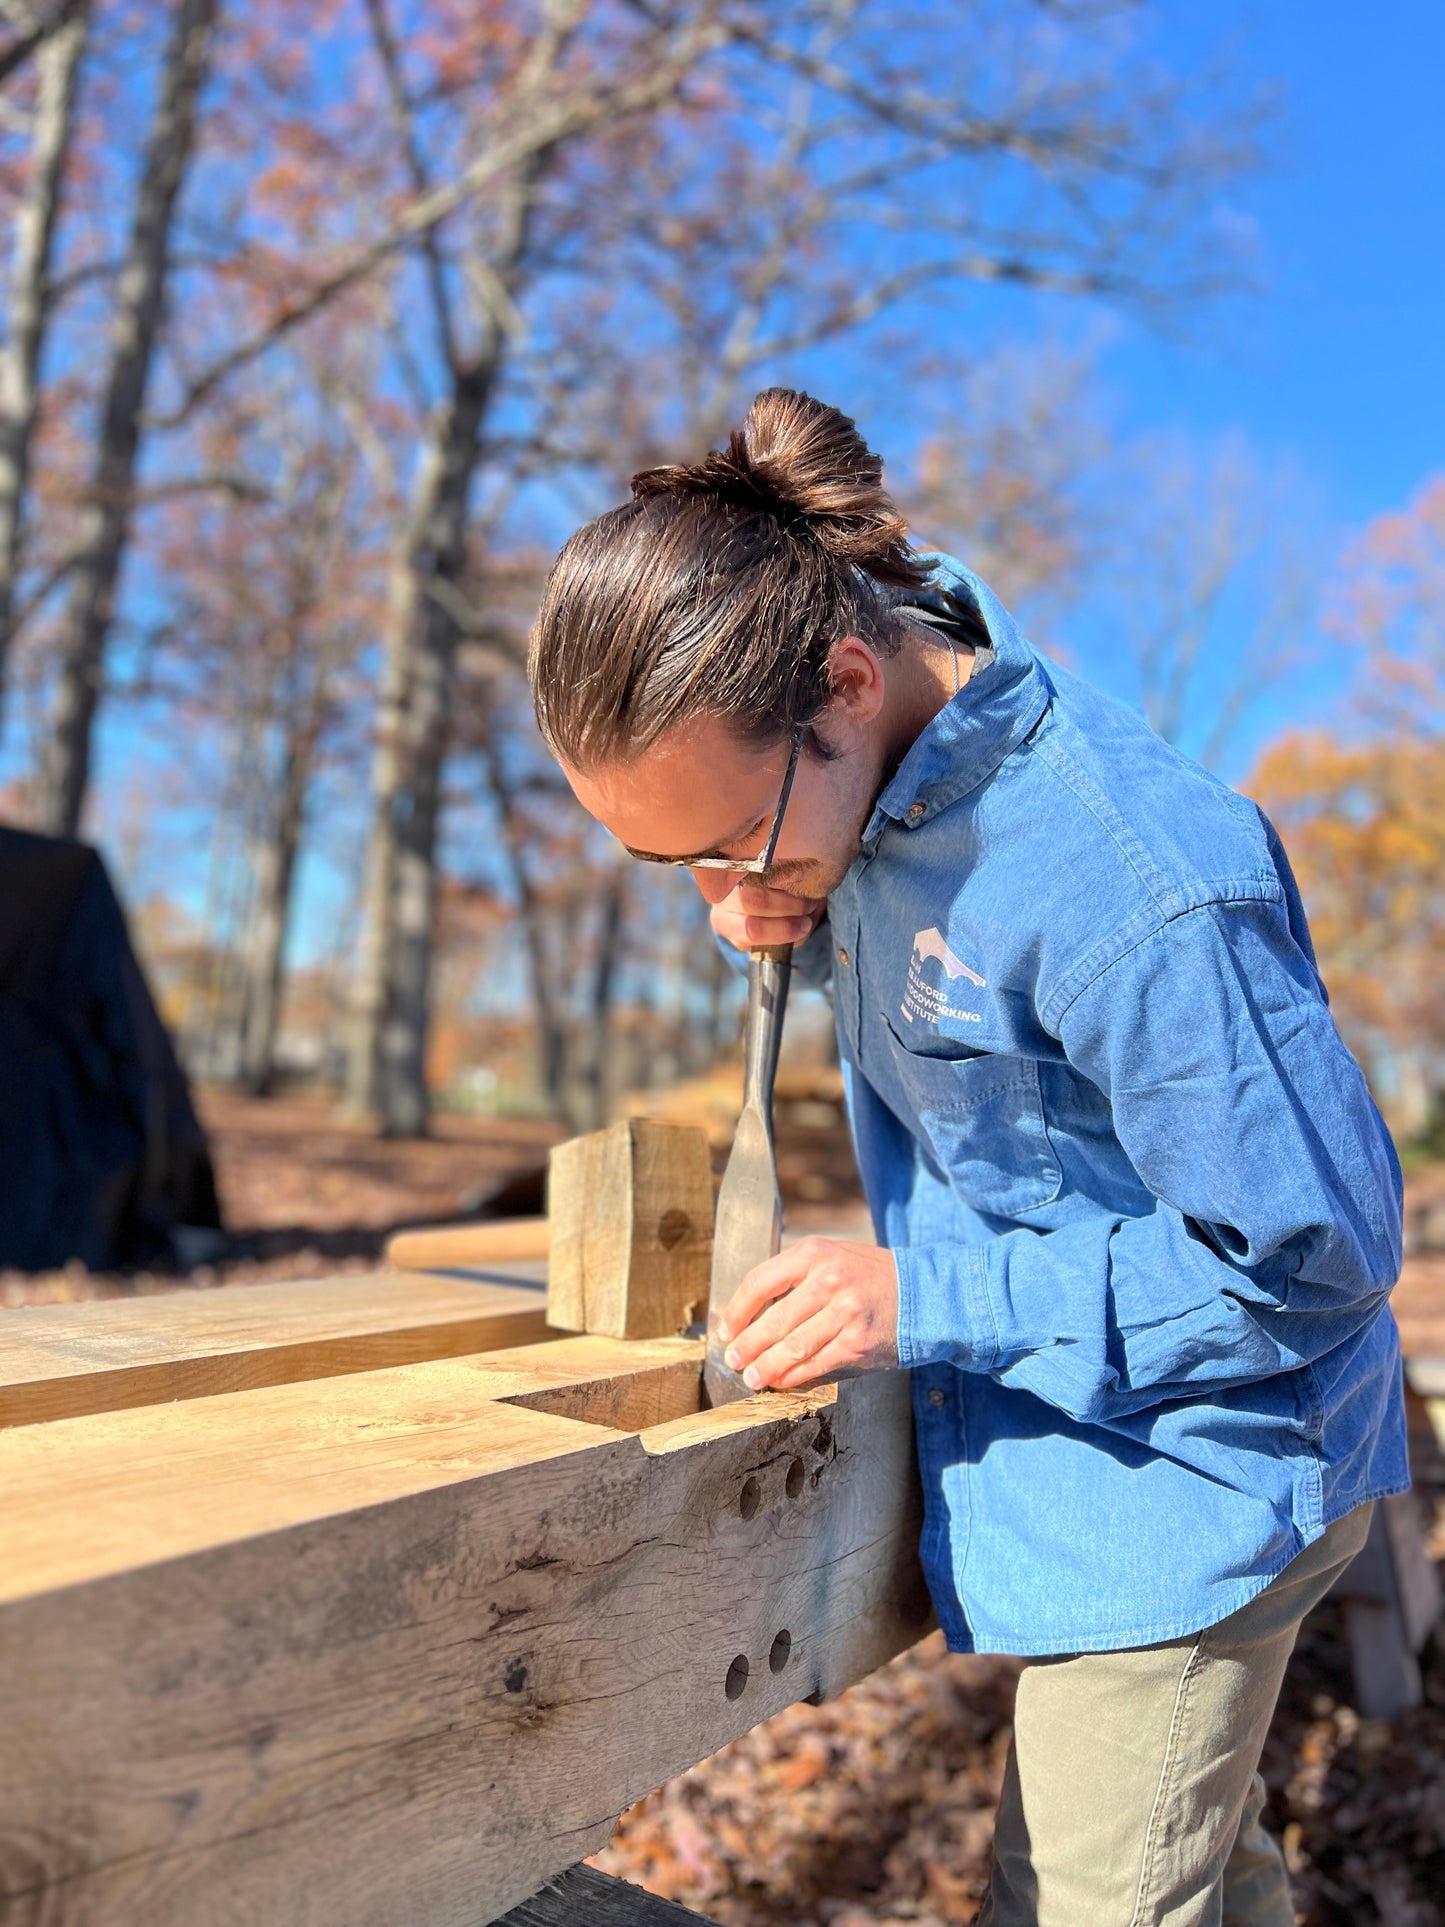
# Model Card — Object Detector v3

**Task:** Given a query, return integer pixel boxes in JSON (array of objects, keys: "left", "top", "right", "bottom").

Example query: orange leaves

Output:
[
  {"left": 1339, "top": 472, "right": 1445, "bottom": 734},
  {"left": 1245, "top": 730, "right": 1445, "bottom": 1109},
  {"left": 1245, "top": 474, "right": 1445, "bottom": 1131}
]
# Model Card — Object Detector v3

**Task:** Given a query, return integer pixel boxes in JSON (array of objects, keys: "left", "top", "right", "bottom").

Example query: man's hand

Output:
[
  {"left": 709, "top": 880, "right": 825, "bottom": 952},
  {"left": 717, "top": 1237, "right": 899, "bottom": 1390}
]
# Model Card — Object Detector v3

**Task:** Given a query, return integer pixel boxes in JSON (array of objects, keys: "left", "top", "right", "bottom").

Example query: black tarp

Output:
[{"left": 0, "top": 826, "right": 221, "bottom": 1271}]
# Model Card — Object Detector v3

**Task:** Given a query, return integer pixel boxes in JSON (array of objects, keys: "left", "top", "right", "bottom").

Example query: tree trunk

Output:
[
  {"left": 34, "top": 0, "right": 217, "bottom": 836},
  {"left": 346, "top": 152, "right": 542, "bottom": 1136},
  {"left": 575, "top": 861, "right": 627, "bottom": 1130},
  {"left": 344, "top": 356, "right": 498, "bottom": 1133},
  {"left": 237, "top": 709, "right": 316, "bottom": 1096},
  {"left": 472, "top": 721, "right": 570, "bottom": 1120},
  {"left": 0, "top": 0, "right": 90, "bottom": 702}
]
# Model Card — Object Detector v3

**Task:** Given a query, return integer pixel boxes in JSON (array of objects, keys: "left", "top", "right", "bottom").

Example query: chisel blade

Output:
[
  {"left": 703, "top": 944, "right": 792, "bottom": 1406},
  {"left": 703, "top": 1103, "right": 783, "bottom": 1405}
]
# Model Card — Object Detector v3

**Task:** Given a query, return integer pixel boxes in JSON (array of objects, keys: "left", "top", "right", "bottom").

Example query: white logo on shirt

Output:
[
  {"left": 902, "top": 927, "right": 985, "bottom": 1026},
  {"left": 912, "top": 927, "right": 987, "bottom": 986}
]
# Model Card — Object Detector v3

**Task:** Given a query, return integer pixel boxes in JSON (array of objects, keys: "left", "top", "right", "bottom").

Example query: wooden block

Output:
[
  {"left": 386, "top": 1217, "right": 550, "bottom": 1271},
  {"left": 547, "top": 1120, "right": 712, "bottom": 1339},
  {"left": 0, "top": 1337, "right": 928, "bottom": 1925},
  {"left": 497, "top": 1866, "right": 718, "bottom": 1924},
  {"left": 0, "top": 1271, "right": 549, "bottom": 1429}
]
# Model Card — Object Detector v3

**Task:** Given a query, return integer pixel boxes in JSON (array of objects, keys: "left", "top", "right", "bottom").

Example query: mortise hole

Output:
[
  {"left": 725, "top": 1654, "right": 750, "bottom": 1700},
  {"left": 769, "top": 1629, "right": 792, "bottom": 1674},
  {"left": 785, "top": 1457, "right": 806, "bottom": 1500},
  {"left": 739, "top": 1477, "right": 762, "bottom": 1520}
]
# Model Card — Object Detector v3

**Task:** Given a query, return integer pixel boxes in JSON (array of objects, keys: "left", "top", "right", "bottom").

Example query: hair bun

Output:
[{"left": 631, "top": 388, "right": 923, "bottom": 588}]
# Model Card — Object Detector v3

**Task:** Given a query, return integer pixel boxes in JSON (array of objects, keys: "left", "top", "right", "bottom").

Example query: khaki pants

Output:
[{"left": 979, "top": 1503, "right": 1372, "bottom": 1927}]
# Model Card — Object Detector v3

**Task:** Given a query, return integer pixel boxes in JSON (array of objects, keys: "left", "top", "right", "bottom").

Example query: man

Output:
[{"left": 526, "top": 387, "right": 1407, "bottom": 1925}]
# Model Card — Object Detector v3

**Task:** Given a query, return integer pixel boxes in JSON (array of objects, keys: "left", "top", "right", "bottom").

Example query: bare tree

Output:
[
  {"left": 33, "top": 0, "right": 218, "bottom": 836},
  {"left": 345, "top": 0, "right": 743, "bottom": 1134},
  {"left": 1105, "top": 438, "right": 1320, "bottom": 770},
  {"left": 144, "top": 355, "right": 379, "bottom": 1093},
  {"left": 0, "top": 0, "right": 91, "bottom": 707},
  {"left": 901, "top": 340, "right": 1110, "bottom": 618}
]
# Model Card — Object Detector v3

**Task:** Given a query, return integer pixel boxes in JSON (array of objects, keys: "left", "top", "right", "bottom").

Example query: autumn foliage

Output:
[{"left": 1246, "top": 476, "right": 1445, "bottom": 1136}]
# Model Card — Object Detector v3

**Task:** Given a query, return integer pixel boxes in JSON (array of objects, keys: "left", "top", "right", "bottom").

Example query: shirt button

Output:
[
  {"left": 927, "top": 1386, "right": 946, "bottom": 1408},
  {"left": 906, "top": 802, "right": 926, "bottom": 821},
  {"left": 837, "top": 947, "right": 850, "bottom": 966}
]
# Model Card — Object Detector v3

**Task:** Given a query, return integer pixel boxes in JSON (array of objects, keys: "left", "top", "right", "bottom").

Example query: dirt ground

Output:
[
  {"left": 0, "top": 1087, "right": 566, "bottom": 1306},
  {"left": 2, "top": 1092, "right": 1444, "bottom": 1922}
]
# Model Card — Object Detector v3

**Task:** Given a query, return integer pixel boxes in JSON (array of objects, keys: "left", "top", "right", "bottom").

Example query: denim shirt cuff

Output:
[{"left": 894, "top": 1241, "right": 997, "bottom": 1370}]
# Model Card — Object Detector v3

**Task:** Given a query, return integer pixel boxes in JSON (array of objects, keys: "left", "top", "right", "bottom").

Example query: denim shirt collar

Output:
[{"left": 862, "top": 553, "right": 1052, "bottom": 846}]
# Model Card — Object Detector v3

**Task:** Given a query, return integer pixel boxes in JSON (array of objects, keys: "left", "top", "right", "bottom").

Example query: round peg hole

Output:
[
  {"left": 725, "top": 1654, "right": 750, "bottom": 1700},
  {"left": 739, "top": 1477, "right": 762, "bottom": 1520},
  {"left": 785, "top": 1457, "right": 806, "bottom": 1500},
  {"left": 769, "top": 1629, "right": 792, "bottom": 1674}
]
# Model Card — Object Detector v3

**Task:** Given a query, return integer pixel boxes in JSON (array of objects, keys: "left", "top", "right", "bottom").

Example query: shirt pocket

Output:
[{"left": 882, "top": 1022, "right": 1062, "bottom": 1219}]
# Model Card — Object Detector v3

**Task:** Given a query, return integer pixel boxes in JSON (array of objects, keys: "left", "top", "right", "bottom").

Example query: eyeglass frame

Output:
[{"left": 620, "top": 724, "right": 805, "bottom": 873}]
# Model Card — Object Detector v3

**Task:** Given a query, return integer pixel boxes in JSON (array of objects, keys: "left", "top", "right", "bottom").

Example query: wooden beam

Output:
[
  {"left": 497, "top": 1866, "right": 718, "bottom": 1924},
  {"left": 547, "top": 1121, "right": 713, "bottom": 1338},
  {"left": 386, "top": 1217, "right": 551, "bottom": 1271},
  {"left": 0, "top": 1270, "right": 549, "bottom": 1429},
  {"left": 0, "top": 1327, "right": 929, "bottom": 1924},
  {"left": 0, "top": 1335, "right": 701, "bottom": 1601}
]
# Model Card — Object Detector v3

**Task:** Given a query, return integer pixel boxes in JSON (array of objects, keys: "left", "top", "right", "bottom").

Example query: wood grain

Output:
[
  {"left": 497, "top": 1865, "right": 718, "bottom": 1924},
  {"left": 547, "top": 1120, "right": 712, "bottom": 1339},
  {"left": 0, "top": 1354, "right": 928, "bottom": 1925},
  {"left": 386, "top": 1217, "right": 551, "bottom": 1271},
  {"left": 0, "top": 1270, "right": 550, "bottom": 1428},
  {"left": 0, "top": 1335, "right": 702, "bottom": 1601}
]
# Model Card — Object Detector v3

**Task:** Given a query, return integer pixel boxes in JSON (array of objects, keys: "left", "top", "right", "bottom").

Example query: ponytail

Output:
[{"left": 528, "top": 389, "right": 930, "bottom": 769}]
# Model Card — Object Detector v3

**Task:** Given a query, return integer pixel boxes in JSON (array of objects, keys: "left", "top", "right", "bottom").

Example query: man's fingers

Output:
[
  {"left": 742, "top": 1305, "right": 847, "bottom": 1390},
  {"left": 716, "top": 1245, "right": 813, "bottom": 1348},
  {"left": 723, "top": 1275, "right": 830, "bottom": 1372}
]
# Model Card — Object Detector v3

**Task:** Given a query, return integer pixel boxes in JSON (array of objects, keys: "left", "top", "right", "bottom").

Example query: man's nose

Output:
[{"left": 689, "top": 867, "right": 747, "bottom": 903}]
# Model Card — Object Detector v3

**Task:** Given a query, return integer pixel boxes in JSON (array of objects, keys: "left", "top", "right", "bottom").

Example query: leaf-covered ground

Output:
[{"left": 594, "top": 1589, "right": 1445, "bottom": 1927}]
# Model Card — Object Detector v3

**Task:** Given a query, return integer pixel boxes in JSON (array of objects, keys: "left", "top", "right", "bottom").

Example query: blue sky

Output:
[{"left": 1109, "top": 0, "right": 1443, "bottom": 526}]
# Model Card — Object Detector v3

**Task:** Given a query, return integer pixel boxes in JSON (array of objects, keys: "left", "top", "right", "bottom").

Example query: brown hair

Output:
[{"left": 527, "top": 388, "right": 931, "bottom": 770}]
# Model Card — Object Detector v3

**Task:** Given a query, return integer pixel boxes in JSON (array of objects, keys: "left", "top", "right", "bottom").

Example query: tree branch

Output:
[
  {"left": 0, "top": 0, "right": 84, "bottom": 85},
  {"left": 149, "top": 8, "right": 733, "bottom": 430}
]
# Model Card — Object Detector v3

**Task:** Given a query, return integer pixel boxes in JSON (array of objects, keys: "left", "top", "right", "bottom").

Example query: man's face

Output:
[{"left": 562, "top": 708, "right": 879, "bottom": 906}]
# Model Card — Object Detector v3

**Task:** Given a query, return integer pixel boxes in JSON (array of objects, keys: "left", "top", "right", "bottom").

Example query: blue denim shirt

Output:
[{"left": 791, "top": 555, "right": 1408, "bottom": 1656}]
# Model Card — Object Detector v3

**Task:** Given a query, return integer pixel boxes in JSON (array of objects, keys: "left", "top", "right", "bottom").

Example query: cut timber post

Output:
[
  {"left": 547, "top": 1120, "right": 713, "bottom": 1339},
  {"left": 0, "top": 1319, "right": 930, "bottom": 1925}
]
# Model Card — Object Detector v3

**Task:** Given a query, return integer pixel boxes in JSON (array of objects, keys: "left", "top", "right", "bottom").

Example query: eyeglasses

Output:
[{"left": 622, "top": 726, "right": 804, "bottom": 873}]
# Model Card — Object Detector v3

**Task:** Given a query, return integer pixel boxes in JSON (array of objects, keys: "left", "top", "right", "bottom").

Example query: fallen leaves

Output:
[{"left": 591, "top": 1638, "right": 1021, "bottom": 1926}]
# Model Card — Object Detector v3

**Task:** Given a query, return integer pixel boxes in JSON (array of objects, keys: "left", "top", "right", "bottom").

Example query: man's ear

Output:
[{"left": 823, "top": 636, "right": 886, "bottom": 730}]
